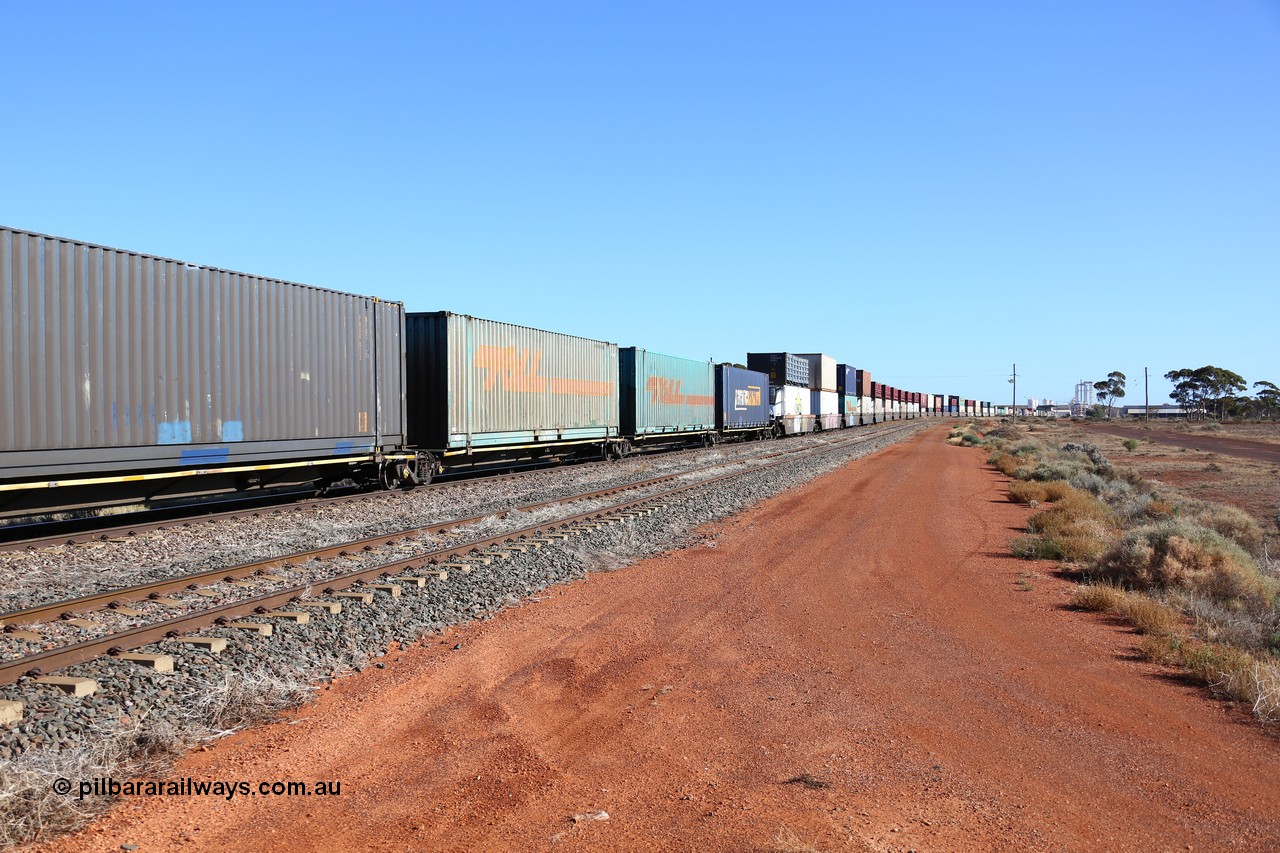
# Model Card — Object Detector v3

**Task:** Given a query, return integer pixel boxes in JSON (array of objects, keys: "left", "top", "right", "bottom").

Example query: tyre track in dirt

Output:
[{"left": 43, "top": 425, "right": 1280, "bottom": 852}]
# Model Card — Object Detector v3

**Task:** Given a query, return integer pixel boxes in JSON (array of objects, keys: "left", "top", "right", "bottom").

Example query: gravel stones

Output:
[{"left": 0, "top": 424, "right": 924, "bottom": 847}]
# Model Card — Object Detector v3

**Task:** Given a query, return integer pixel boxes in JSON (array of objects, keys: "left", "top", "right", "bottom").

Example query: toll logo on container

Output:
[
  {"left": 647, "top": 377, "right": 714, "bottom": 407},
  {"left": 475, "top": 346, "right": 613, "bottom": 396},
  {"left": 734, "top": 386, "right": 762, "bottom": 411}
]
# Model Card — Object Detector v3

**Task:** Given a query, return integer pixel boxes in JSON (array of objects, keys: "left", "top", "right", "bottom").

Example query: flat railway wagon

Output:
[
  {"left": 404, "top": 312, "right": 622, "bottom": 468},
  {"left": 715, "top": 364, "right": 771, "bottom": 440},
  {"left": 620, "top": 347, "right": 716, "bottom": 450},
  {"left": 0, "top": 226, "right": 411, "bottom": 520}
]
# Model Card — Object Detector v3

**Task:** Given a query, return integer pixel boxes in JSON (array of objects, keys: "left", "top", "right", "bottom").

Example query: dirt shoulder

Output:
[{"left": 43, "top": 425, "right": 1280, "bottom": 852}]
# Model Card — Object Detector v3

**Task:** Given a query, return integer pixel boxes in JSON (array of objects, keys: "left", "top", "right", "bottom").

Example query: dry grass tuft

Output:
[
  {"left": 1011, "top": 534, "right": 1063, "bottom": 560},
  {"left": 0, "top": 667, "right": 316, "bottom": 850},
  {"left": 1072, "top": 583, "right": 1127, "bottom": 612},
  {"left": 1122, "top": 596, "right": 1182, "bottom": 636},
  {"left": 0, "top": 714, "right": 183, "bottom": 849},
  {"left": 774, "top": 826, "right": 824, "bottom": 853},
  {"left": 1072, "top": 583, "right": 1180, "bottom": 635},
  {"left": 195, "top": 667, "right": 315, "bottom": 734},
  {"left": 1008, "top": 480, "right": 1075, "bottom": 505},
  {"left": 1025, "top": 492, "right": 1114, "bottom": 561}
]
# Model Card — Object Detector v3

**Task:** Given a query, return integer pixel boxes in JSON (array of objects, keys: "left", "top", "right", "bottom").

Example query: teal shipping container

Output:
[{"left": 620, "top": 347, "right": 715, "bottom": 436}]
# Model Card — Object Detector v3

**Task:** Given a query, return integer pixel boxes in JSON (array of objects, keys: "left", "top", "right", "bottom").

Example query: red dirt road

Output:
[
  {"left": 47, "top": 427, "right": 1280, "bottom": 851},
  {"left": 1080, "top": 422, "right": 1280, "bottom": 464}
]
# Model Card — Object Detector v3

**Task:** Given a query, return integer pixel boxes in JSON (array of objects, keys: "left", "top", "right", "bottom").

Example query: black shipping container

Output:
[{"left": 746, "top": 352, "right": 810, "bottom": 388}]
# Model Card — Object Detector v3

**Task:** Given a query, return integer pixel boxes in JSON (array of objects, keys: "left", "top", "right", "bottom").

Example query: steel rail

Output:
[
  {"left": 0, "top": 422, "right": 923, "bottom": 685},
  {"left": 0, "top": 426, "right": 905, "bottom": 629},
  {"left": 0, "top": 422, "right": 913, "bottom": 554}
]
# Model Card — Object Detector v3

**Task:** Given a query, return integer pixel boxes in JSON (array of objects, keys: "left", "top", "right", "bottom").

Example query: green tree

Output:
[
  {"left": 1093, "top": 371, "right": 1126, "bottom": 419},
  {"left": 1164, "top": 366, "right": 1247, "bottom": 419},
  {"left": 1255, "top": 381, "right": 1280, "bottom": 420}
]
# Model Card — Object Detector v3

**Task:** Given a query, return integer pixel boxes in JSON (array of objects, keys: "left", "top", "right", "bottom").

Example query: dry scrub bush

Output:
[
  {"left": 1011, "top": 534, "right": 1064, "bottom": 560},
  {"left": 1097, "top": 521, "right": 1275, "bottom": 609},
  {"left": 1008, "top": 480, "right": 1075, "bottom": 504},
  {"left": 1026, "top": 491, "right": 1114, "bottom": 561},
  {"left": 990, "top": 452, "right": 1028, "bottom": 478},
  {"left": 1164, "top": 588, "right": 1280, "bottom": 657},
  {"left": 1136, "top": 623, "right": 1280, "bottom": 722},
  {"left": 1184, "top": 502, "right": 1265, "bottom": 556},
  {"left": 1016, "top": 459, "right": 1093, "bottom": 483},
  {"left": 1122, "top": 596, "right": 1182, "bottom": 636}
]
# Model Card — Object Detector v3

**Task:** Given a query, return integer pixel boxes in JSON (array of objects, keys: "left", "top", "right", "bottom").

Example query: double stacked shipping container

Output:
[
  {"left": 836, "top": 364, "right": 860, "bottom": 427},
  {"left": 796, "top": 353, "right": 840, "bottom": 431},
  {"left": 746, "top": 353, "right": 813, "bottom": 435}
]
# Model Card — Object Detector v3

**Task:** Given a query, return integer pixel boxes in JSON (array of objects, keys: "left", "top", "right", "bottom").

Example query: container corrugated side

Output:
[
  {"left": 406, "top": 312, "right": 618, "bottom": 452},
  {"left": 856, "top": 369, "right": 873, "bottom": 398},
  {"left": 0, "top": 226, "right": 403, "bottom": 481},
  {"left": 835, "top": 364, "right": 855, "bottom": 396},
  {"left": 795, "top": 353, "right": 837, "bottom": 391},
  {"left": 747, "top": 352, "right": 809, "bottom": 388},
  {"left": 716, "top": 365, "right": 770, "bottom": 430},
  {"left": 620, "top": 348, "right": 714, "bottom": 435}
]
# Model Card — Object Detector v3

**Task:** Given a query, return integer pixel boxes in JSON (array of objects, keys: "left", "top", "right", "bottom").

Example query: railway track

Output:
[
  {"left": 0, "top": 424, "right": 921, "bottom": 691},
  {"left": 0, "top": 425, "right": 887, "bottom": 555}
]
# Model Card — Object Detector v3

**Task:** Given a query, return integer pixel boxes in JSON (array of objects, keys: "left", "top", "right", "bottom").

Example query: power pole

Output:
[
  {"left": 1144, "top": 367, "right": 1149, "bottom": 425},
  {"left": 1010, "top": 363, "right": 1017, "bottom": 419}
]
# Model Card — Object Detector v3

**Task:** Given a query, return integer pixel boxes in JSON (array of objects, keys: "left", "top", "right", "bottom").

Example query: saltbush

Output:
[{"left": 1096, "top": 521, "right": 1275, "bottom": 609}]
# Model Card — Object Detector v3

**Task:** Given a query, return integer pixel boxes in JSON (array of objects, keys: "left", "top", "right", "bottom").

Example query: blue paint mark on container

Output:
[
  {"left": 222, "top": 420, "right": 244, "bottom": 441},
  {"left": 158, "top": 421, "right": 192, "bottom": 444},
  {"left": 334, "top": 441, "right": 355, "bottom": 455},
  {"left": 180, "top": 447, "right": 229, "bottom": 465}
]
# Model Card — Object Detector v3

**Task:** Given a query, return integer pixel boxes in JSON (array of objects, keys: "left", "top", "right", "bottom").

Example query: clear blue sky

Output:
[{"left": 2, "top": 2, "right": 1276, "bottom": 407}]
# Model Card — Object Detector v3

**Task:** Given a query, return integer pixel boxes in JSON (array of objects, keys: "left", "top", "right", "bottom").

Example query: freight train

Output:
[{"left": 0, "top": 226, "right": 988, "bottom": 521}]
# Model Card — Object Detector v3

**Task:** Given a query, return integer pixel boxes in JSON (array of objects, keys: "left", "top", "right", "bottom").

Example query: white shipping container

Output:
[
  {"left": 771, "top": 384, "right": 814, "bottom": 435},
  {"left": 795, "top": 353, "right": 837, "bottom": 391},
  {"left": 811, "top": 390, "right": 841, "bottom": 430}
]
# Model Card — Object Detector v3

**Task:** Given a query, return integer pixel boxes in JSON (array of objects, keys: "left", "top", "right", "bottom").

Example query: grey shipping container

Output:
[
  {"left": 795, "top": 353, "right": 837, "bottom": 391},
  {"left": 620, "top": 347, "right": 715, "bottom": 436},
  {"left": 746, "top": 352, "right": 809, "bottom": 388},
  {"left": 405, "top": 312, "right": 619, "bottom": 454},
  {"left": 715, "top": 364, "right": 770, "bottom": 431},
  {"left": 0, "top": 226, "right": 405, "bottom": 488}
]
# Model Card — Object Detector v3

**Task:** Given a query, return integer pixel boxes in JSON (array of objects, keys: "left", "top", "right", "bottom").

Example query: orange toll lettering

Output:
[{"left": 474, "top": 346, "right": 549, "bottom": 393}]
